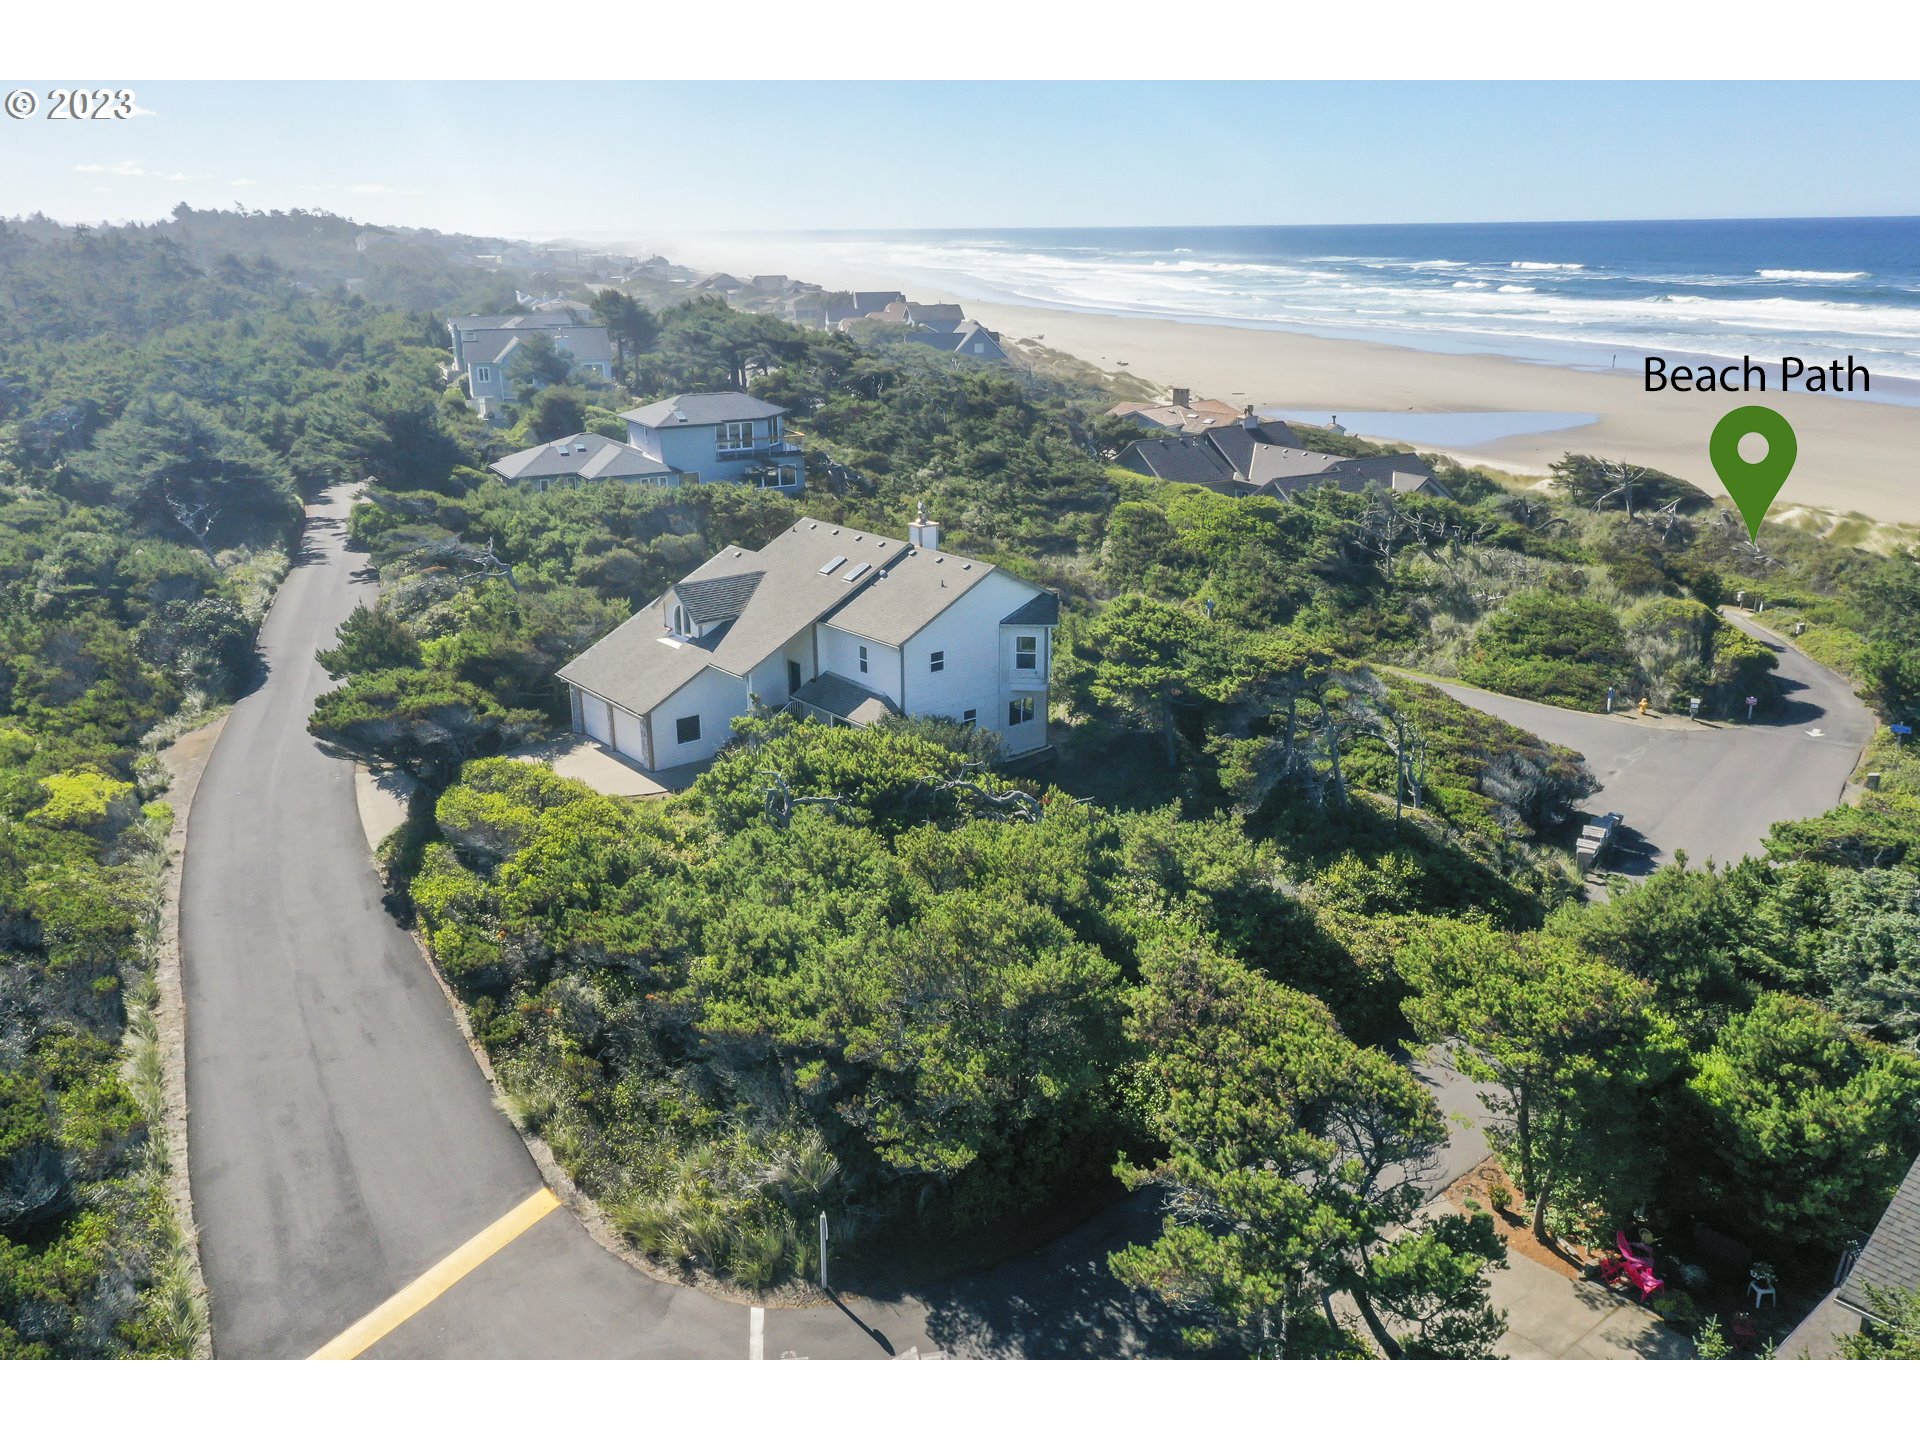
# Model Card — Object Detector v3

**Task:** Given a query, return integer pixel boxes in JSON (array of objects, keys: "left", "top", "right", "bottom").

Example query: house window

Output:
[
  {"left": 672, "top": 604, "right": 690, "bottom": 636},
  {"left": 930, "top": 650, "right": 945, "bottom": 672},
  {"left": 474, "top": 366, "right": 493, "bottom": 383},
  {"left": 962, "top": 709, "right": 977, "bottom": 727},
  {"left": 858, "top": 645, "right": 869, "bottom": 674},
  {"left": 1015, "top": 635, "right": 1039, "bottom": 670},
  {"left": 716, "top": 420, "right": 756, "bottom": 453},
  {"left": 675, "top": 714, "right": 701, "bottom": 745},
  {"left": 777, "top": 464, "right": 799, "bottom": 487},
  {"left": 1008, "top": 696, "right": 1035, "bottom": 726}
]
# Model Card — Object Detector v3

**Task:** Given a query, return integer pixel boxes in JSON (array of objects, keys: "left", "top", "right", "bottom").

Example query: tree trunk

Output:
[
  {"left": 1531, "top": 1175, "right": 1555, "bottom": 1244},
  {"left": 1513, "top": 1082, "right": 1536, "bottom": 1201},
  {"left": 1350, "top": 1285, "right": 1404, "bottom": 1360}
]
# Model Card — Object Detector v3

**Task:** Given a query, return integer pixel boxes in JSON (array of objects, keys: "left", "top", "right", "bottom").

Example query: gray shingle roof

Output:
[
  {"left": 673, "top": 572, "right": 764, "bottom": 624},
  {"left": 488, "top": 433, "right": 675, "bottom": 483},
  {"left": 827, "top": 546, "right": 998, "bottom": 647},
  {"left": 789, "top": 673, "right": 900, "bottom": 726},
  {"left": 1120, "top": 435, "right": 1237, "bottom": 486},
  {"left": 483, "top": 328, "right": 614, "bottom": 368},
  {"left": 623, "top": 392, "right": 786, "bottom": 429},
  {"left": 1841, "top": 1152, "right": 1920, "bottom": 1320},
  {"left": 1000, "top": 591, "right": 1061, "bottom": 627},
  {"left": 449, "top": 312, "right": 588, "bottom": 334},
  {"left": 557, "top": 521, "right": 904, "bottom": 717}
]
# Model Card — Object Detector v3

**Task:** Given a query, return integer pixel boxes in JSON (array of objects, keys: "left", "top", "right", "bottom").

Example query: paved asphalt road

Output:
[
  {"left": 1428, "top": 611, "right": 1874, "bottom": 875},
  {"left": 181, "top": 488, "right": 1173, "bottom": 1360}
]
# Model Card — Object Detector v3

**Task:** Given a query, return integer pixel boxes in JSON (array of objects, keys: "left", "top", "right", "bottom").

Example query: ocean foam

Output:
[
  {"left": 1757, "top": 269, "right": 1869, "bottom": 280},
  {"left": 1511, "top": 261, "right": 1585, "bottom": 271}
]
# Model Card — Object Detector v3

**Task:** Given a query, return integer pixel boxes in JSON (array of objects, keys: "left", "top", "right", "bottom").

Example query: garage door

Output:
[{"left": 582, "top": 693, "right": 613, "bottom": 746}]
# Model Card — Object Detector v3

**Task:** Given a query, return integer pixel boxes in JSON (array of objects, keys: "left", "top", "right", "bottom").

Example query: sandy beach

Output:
[{"left": 663, "top": 236, "right": 1920, "bottom": 525}]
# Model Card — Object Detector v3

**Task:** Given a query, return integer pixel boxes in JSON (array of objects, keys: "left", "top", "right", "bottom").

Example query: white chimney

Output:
[{"left": 908, "top": 499, "right": 941, "bottom": 553}]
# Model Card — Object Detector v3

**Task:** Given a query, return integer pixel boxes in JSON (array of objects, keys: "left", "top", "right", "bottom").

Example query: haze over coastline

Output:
[{"left": 653, "top": 220, "right": 1920, "bottom": 525}]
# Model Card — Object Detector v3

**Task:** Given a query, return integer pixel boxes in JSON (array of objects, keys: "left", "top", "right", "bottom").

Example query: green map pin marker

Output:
[{"left": 1710, "top": 405, "right": 1797, "bottom": 541}]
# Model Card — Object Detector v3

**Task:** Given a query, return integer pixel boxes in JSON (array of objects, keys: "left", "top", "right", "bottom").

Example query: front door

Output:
[{"left": 787, "top": 659, "right": 803, "bottom": 697}]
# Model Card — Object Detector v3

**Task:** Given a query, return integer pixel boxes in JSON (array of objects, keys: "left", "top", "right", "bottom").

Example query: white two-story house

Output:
[
  {"left": 621, "top": 392, "right": 805, "bottom": 491},
  {"left": 556, "top": 507, "right": 1057, "bottom": 774}
]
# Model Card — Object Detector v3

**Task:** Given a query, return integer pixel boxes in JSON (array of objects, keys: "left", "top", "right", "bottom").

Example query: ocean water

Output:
[{"left": 779, "top": 218, "right": 1920, "bottom": 393}]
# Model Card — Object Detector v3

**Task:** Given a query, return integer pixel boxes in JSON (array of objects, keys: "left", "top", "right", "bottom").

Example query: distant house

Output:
[
  {"left": 901, "top": 318, "right": 1009, "bottom": 362},
  {"left": 488, "top": 432, "right": 676, "bottom": 490},
  {"left": 447, "top": 312, "right": 614, "bottom": 417},
  {"left": 558, "top": 507, "right": 1058, "bottom": 775},
  {"left": 1119, "top": 412, "right": 1449, "bottom": 501},
  {"left": 1108, "top": 387, "right": 1244, "bottom": 434},
  {"left": 1783, "top": 1151, "right": 1920, "bottom": 1357},
  {"left": 618, "top": 391, "right": 805, "bottom": 491},
  {"left": 692, "top": 272, "right": 747, "bottom": 294}
]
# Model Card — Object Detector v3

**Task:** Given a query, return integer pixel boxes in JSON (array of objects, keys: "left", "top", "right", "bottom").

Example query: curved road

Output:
[
  {"left": 182, "top": 488, "right": 1168, "bottom": 1360},
  {"left": 1429, "top": 611, "right": 1874, "bottom": 875}
]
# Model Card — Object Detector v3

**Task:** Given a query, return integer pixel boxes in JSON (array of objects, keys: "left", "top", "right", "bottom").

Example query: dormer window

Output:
[{"left": 672, "top": 603, "right": 691, "bottom": 637}]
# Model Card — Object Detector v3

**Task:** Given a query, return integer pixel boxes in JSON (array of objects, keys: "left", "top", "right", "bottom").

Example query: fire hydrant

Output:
[{"left": 1637, "top": 696, "right": 1650, "bottom": 716}]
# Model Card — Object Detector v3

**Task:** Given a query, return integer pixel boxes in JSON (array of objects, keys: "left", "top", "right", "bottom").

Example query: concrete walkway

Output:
[{"left": 1492, "top": 1253, "right": 1693, "bottom": 1359}]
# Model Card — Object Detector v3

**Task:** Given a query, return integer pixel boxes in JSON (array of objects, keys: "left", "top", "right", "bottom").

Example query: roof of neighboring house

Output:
[
  {"left": 480, "top": 327, "right": 614, "bottom": 368},
  {"left": 672, "top": 571, "right": 765, "bottom": 625},
  {"left": 489, "top": 433, "right": 675, "bottom": 483},
  {"left": 827, "top": 545, "right": 1001, "bottom": 647},
  {"left": 851, "top": 291, "right": 905, "bottom": 311},
  {"left": 901, "top": 324, "right": 1007, "bottom": 358},
  {"left": 904, "top": 302, "right": 965, "bottom": 328},
  {"left": 1121, "top": 421, "right": 1448, "bottom": 501},
  {"left": 1107, "top": 397, "right": 1245, "bottom": 434},
  {"left": 623, "top": 392, "right": 786, "bottom": 429},
  {"left": 789, "top": 673, "right": 900, "bottom": 727},
  {"left": 1841, "top": 1153, "right": 1920, "bottom": 1319},
  {"left": 999, "top": 591, "right": 1061, "bottom": 627},
  {"left": 1205, "top": 418, "right": 1307, "bottom": 476},
  {"left": 1120, "top": 435, "right": 1238, "bottom": 486},
  {"left": 449, "top": 311, "right": 587, "bottom": 334},
  {"left": 557, "top": 520, "right": 906, "bottom": 717}
]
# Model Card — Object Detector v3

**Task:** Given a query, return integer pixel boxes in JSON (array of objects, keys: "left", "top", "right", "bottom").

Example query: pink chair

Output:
[{"left": 1597, "top": 1230, "right": 1665, "bottom": 1301}]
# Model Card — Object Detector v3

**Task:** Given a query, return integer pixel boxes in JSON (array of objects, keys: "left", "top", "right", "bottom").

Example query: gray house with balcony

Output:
[{"left": 620, "top": 392, "right": 805, "bottom": 492}]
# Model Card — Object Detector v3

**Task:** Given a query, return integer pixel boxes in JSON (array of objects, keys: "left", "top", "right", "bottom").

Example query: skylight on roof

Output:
[
  {"left": 819, "top": 556, "right": 847, "bottom": 575},
  {"left": 844, "top": 562, "right": 872, "bottom": 583}
]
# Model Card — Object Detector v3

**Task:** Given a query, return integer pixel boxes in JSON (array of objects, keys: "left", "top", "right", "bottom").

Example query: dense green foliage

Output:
[{"left": 0, "top": 206, "right": 545, "bottom": 1355}]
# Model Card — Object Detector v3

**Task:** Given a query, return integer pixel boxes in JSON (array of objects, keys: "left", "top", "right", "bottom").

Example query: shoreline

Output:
[{"left": 662, "top": 235, "right": 1920, "bottom": 526}]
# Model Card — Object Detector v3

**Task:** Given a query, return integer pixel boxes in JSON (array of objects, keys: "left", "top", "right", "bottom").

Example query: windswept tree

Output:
[
  {"left": 308, "top": 668, "right": 542, "bottom": 785},
  {"left": 592, "top": 288, "right": 660, "bottom": 386},
  {"left": 1110, "top": 935, "right": 1507, "bottom": 1358},
  {"left": 1397, "top": 919, "right": 1679, "bottom": 1243},
  {"left": 66, "top": 393, "right": 299, "bottom": 557},
  {"left": 1074, "top": 596, "right": 1244, "bottom": 769}
]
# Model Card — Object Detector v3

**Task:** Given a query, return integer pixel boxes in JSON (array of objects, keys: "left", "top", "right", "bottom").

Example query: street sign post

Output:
[{"left": 818, "top": 1211, "right": 829, "bottom": 1292}]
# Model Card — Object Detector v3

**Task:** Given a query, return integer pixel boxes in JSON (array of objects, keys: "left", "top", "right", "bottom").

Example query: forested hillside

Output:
[
  {"left": 0, "top": 210, "right": 529, "bottom": 1356},
  {"left": 7, "top": 204, "right": 1919, "bottom": 1359}
]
